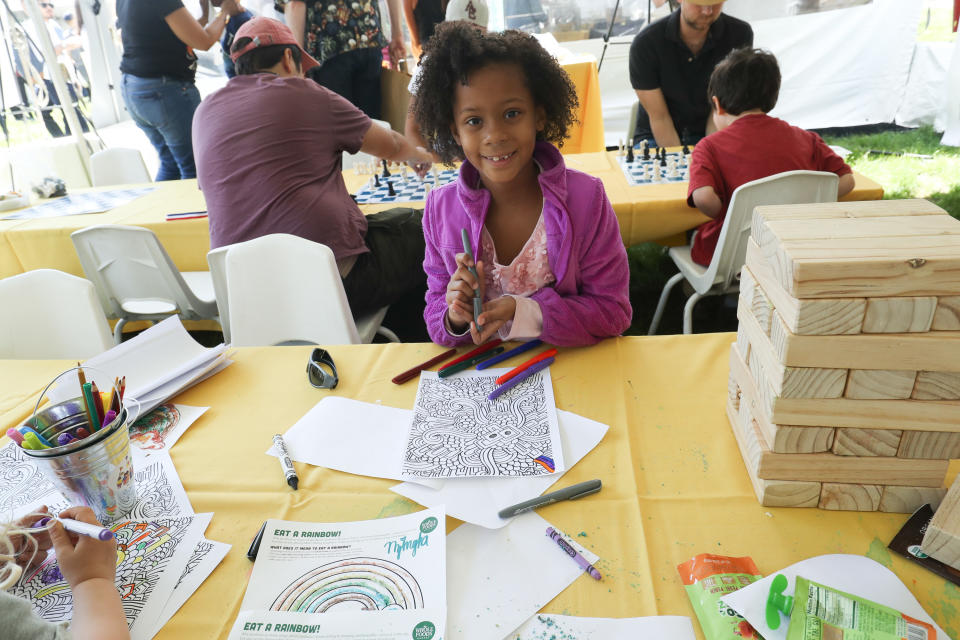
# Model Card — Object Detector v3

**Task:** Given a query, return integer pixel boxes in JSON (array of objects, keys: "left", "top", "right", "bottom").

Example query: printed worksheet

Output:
[
  {"left": 234, "top": 508, "right": 446, "bottom": 639},
  {"left": 402, "top": 369, "right": 563, "bottom": 479}
]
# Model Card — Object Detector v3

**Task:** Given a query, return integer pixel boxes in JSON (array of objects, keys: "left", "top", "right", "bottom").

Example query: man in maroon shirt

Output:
[
  {"left": 686, "top": 48, "right": 854, "bottom": 266},
  {"left": 193, "top": 18, "right": 432, "bottom": 318}
]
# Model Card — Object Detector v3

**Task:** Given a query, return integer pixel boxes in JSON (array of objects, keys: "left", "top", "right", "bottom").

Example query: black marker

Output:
[{"left": 272, "top": 434, "right": 299, "bottom": 490}]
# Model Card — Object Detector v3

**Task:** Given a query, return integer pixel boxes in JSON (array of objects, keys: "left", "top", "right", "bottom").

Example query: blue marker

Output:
[
  {"left": 476, "top": 340, "right": 544, "bottom": 370},
  {"left": 18, "top": 425, "right": 53, "bottom": 448}
]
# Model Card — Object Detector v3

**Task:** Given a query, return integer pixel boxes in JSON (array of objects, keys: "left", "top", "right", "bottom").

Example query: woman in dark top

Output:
[
  {"left": 116, "top": 0, "right": 237, "bottom": 180},
  {"left": 403, "top": 0, "right": 446, "bottom": 60}
]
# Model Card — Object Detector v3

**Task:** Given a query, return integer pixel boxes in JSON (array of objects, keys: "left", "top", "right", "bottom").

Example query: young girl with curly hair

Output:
[
  {"left": 0, "top": 506, "right": 128, "bottom": 639},
  {"left": 414, "top": 23, "right": 632, "bottom": 347}
]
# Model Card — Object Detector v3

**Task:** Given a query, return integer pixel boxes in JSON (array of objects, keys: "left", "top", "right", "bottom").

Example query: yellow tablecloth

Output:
[
  {"left": 0, "top": 161, "right": 884, "bottom": 278},
  {"left": 557, "top": 56, "right": 605, "bottom": 154},
  {"left": 0, "top": 335, "right": 956, "bottom": 640}
]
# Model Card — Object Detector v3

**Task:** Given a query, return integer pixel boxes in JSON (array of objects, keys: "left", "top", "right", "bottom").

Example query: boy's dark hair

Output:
[
  {"left": 232, "top": 39, "right": 302, "bottom": 76},
  {"left": 413, "top": 22, "right": 579, "bottom": 165},
  {"left": 708, "top": 48, "right": 781, "bottom": 116}
]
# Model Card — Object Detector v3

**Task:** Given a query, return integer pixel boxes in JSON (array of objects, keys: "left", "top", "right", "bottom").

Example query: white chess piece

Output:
[
  {"left": 432, "top": 168, "right": 439, "bottom": 187},
  {"left": 654, "top": 163, "right": 661, "bottom": 182}
]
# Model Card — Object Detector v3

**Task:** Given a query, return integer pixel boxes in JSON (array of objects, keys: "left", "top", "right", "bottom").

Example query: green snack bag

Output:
[
  {"left": 678, "top": 553, "right": 765, "bottom": 639},
  {"left": 784, "top": 575, "right": 937, "bottom": 640}
]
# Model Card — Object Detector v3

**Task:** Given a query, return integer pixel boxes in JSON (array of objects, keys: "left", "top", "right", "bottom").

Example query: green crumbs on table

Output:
[
  {"left": 375, "top": 497, "right": 417, "bottom": 519},
  {"left": 866, "top": 537, "right": 893, "bottom": 568}
]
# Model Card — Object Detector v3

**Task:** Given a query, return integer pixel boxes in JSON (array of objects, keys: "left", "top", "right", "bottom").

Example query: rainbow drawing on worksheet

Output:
[{"left": 270, "top": 557, "right": 424, "bottom": 613}]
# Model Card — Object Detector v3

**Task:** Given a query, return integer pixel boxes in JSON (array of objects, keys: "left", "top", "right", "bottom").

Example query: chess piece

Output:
[
  {"left": 625, "top": 144, "right": 634, "bottom": 163},
  {"left": 660, "top": 151, "right": 667, "bottom": 168},
  {"left": 374, "top": 173, "right": 380, "bottom": 187},
  {"left": 400, "top": 166, "right": 408, "bottom": 182},
  {"left": 642, "top": 140, "right": 650, "bottom": 161},
  {"left": 382, "top": 159, "right": 391, "bottom": 177},
  {"left": 387, "top": 180, "right": 396, "bottom": 197},
  {"left": 432, "top": 168, "right": 439, "bottom": 187},
  {"left": 683, "top": 143, "right": 690, "bottom": 155},
  {"left": 654, "top": 162, "right": 661, "bottom": 181}
]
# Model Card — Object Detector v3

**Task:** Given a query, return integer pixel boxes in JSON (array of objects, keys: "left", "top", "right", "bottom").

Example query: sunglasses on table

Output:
[
  {"left": 40, "top": 3, "right": 54, "bottom": 7},
  {"left": 306, "top": 348, "right": 339, "bottom": 389}
]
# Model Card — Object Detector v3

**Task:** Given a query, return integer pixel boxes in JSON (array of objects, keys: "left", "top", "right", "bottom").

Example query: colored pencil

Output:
[
  {"left": 438, "top": 339, "right": 502, "bottom": 370},
  {"left": 489, "top": 357, "right": 555, "bottom": 400},
  {"left": 495, "top": 348, "right": 559, "bottom": 385},
  {"left": 90, "top": 381, "right": 104, "bottom": 426},
  {"left": 392, "top": 348, "right": 458, "bottom": 385},
  {"left": 475, "top": 340, "right": 543, "bottom": 370}
]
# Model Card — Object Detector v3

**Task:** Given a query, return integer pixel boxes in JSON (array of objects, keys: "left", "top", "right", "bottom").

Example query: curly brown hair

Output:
[{"left": 412, "top": 22, "right": 579, "bottom": 165}]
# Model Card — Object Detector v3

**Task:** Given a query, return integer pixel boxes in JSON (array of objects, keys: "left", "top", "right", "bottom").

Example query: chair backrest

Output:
[
  {"left": 0, "top": 269, "right": 113, "bottom": 358},
  {"left": 223, "top": 234, "right": 362, "bottom": 346},
  {"left": 206, "top": 245, "right": 231, "bottom": 344},
  {"left": 71, "top": 225, "right": 209, "bottom": 320},
  {"left": 90, "top": 148, "right": 152, "bottom": 187},
  {"left": 705, "top": 170, "right": 839, "bottom": 292}
]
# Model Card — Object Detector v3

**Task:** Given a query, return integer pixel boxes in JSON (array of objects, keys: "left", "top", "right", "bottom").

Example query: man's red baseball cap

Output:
[{"left": 230, "top": 17, "right": 321, "bottom": 73}]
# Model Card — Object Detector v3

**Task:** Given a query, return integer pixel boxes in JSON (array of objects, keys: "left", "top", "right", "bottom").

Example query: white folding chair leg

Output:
[
  {"left": 682, "top": 291, "right": 703, "bottom": 335},
  {"left": 113, "top": 317, "right": 129, "bottom": 344},
  {"left": 376, "top": 326, "right": 401, "bottom": 343},
  {"left": 648, "top": 272, "right": 684, "bottom": 336}
]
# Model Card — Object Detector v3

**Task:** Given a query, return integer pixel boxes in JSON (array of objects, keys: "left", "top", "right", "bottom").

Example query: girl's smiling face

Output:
[{"left": 450, "top": 63, "right": 545, "bottom": 189}]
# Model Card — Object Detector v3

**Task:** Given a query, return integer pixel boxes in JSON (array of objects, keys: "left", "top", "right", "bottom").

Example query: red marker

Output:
[
  {"left": 495, "top": 348, "right": 559, "bottom": 385},
  {"left": 392, "top": 348, "right": 458, "bottom": 385},
  {"left": 439, "top": 339, "right": 502, "bottom": 370}
]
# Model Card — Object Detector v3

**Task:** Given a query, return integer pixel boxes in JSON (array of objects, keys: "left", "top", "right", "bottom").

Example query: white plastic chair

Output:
[
  {"left": 89, "top": 148, "right": 152, "bottom": 186},
  {"left": 213, "top": 234, "right": 399, "bottom": 346},
  {"left": 0, "top": 269, "right": 113, "bottom": 359},
  {"left": 648, "top": 170, "right": 839, "bottom": 335},
  {"left": 71, "top": 225, "right": 219, "bottom": 343}
]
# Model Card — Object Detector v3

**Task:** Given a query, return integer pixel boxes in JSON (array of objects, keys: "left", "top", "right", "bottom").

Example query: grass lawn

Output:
[{"left": 628, "top": 125, "right": 960, "bottom": 336}]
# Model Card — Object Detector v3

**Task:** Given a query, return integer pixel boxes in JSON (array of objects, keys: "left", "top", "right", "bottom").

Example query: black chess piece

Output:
[
  {"left": 387, "top": 180, "right": 396, "bottom": 197},
  {"left": 626, "top": 144, "right": 635, "bottom": 163},
  {"left": 642, "top": 141, "right": 650, "bottom": 161},
  {"left": 660, "top": 151, "right": 667, "bottom": 168},
  {"left": 374, "top": 174, "right": 380, "bottom": 187},
  {"left": 683, "top": 144, "right": 691, "bottom": 155},
  {"left": 382, "top": 159, "right": 391, "bottom": 178}
]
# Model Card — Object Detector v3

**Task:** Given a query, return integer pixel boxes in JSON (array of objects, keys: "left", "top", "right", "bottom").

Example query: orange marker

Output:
[{"left": 495, "top": 348, "right": 559, "bottom": 385}]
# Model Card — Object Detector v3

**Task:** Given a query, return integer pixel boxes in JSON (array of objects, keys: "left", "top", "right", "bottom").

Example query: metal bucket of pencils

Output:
[{"left": 16, "top": 367, "right": 136, "bottom": 524}]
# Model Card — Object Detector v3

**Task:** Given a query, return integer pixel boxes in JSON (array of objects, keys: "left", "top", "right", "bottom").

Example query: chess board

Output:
[
  {"left": 353, "top": 169, "right": 459, "bottom": 204},
  {"left": 617, "top": 151, "right": 690, "bottom": 186}
]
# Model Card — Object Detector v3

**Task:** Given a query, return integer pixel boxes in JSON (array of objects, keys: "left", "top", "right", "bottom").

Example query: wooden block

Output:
[
  {"left": 741, "top": 268, "right": 774, "bottom": 335},
  {"left": 745, "top": 251, "right": 866, "bottom": 335},
  {"left": 752, "top": 199, "right": 948, "bottom": 244},
  {"left": 832, "top": 428, "right": 902, "bottom": 457},
  {"left": 743, "top": 301, "right": 960, "bottom": 372},
  {"left": 913, "top": 371, "right": 960, "bottom": 400},
  {"left": 728, "top": 374, "right": 740, "bottom": 411},
  {"left": 739, "top": 298, "right": 847, "bottom": 399},
  {"left": 752, "top": 212, "right": 960, "bottom": 251},
  {"left": 730, "top": 343, "right": 835, "bottom": 454},
  {"left": 932, "top": 296, "right": 960, "bottom": 330},
  {"left": 898, "top": 431, "right": 960, "bottom": 460},
  {"left": 725, "top": 397, "right": 821, "bottom": 507},
  {"left": 759, "top": 229, "right": 960, "bottom": 299},
  {"left": 772, "top": 394, "right": 960, "bottom": 433},
  {"left": 820, "top": 483, "right": 882, "bottom": 511},
  {"left": 879, "top": 486, "right": 947, "bottom": 513},
  {"left": 861, "top": 297, "right": 937, "bottom": 333},
  {"left": 921, "top": 473, "right": 960, "bottom": 568},
  {"left": 845, "top": 369, "right": 917, "bottom": 400},
  {"left": 730, "top": 345, "right": 948, "bottom": 487},
  {"left": 735, "top": 324, "right": 751, "bottom": 367}
]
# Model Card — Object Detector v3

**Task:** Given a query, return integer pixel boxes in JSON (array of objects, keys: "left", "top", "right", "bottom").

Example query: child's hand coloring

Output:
[
  {"left": 49, "top": 506, "right": 118, "bottom": 588},
  {"left": 12, "top": 505, "right": 52, "bottom": 570},
  {"left": 471, "top": 296, "right": 517, "bottom": 344},
  {"left": 445, "top": 254, "right": 485, "bottom": 332}
]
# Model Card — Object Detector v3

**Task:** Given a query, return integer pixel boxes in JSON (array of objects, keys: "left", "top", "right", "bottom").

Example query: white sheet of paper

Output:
[
  {"left": 228, "top": 608, "right": 447, "bottom": 640},
  {"left": 268, "top": 397, "right": 438, "bottom": 489},
  {"left": 129, "top": 453, "right": 195, "bottom": 519},
  {"left": 446, "top": 512, "right": 598, "bottom": 640},
  {"left": 129, "top": 404, "right": 209, "bottom": 461},
  {"left": 511, "top": 614, "right": 697, "bottom": 639},
  {"left": 240, "top": 507, "right": 447, "bottom": 621},
  {"left": 391, "top": 409, "right": 608, "bottom": 529},
  {"left": 402, "top": 368, "right": 564, "bottom": 479},
  {"left": 722, "top": 554, "right": 952, "bottom": 640},
  {"left": 0, "top": 441, "right": 70, "bottom": 519},
  {"left": 48, "top": 317, "right": 226, "bottom": 407}
]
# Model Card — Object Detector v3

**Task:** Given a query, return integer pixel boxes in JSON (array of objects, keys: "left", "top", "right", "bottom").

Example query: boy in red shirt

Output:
[{"left": 686, "top": 48, "right": 854, "bottom": 266}]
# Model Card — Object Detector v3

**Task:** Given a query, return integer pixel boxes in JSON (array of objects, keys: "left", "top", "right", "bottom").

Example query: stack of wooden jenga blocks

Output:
[{"left": 727, "top": 198, "right": 960, "bottom": 512}]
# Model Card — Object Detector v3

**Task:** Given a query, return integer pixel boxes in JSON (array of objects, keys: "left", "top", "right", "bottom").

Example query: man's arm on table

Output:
[
  {"left": 361, "top": 121, "right": 432, "bottom": 166},
  {"left": 635, "top": 88, "right": 681, "bottom": 148}
]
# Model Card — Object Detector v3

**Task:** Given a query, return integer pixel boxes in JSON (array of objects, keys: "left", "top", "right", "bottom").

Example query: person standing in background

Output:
[
  {"left": 213, "top": 0, "right": 253, "bottom": 78},
  {"left": 116, "top": 0, "right": 238, "bottom": 180},
  {"left": 278, "top": 0, "right": 406, "bottom": 120},
  {"left": 403, "top": 0, "right": 446, "bottom": 61}
]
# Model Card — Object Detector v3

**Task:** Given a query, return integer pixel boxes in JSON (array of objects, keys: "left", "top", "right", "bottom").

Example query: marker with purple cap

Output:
[{"left": 37, "top": 516, "right": 115, "bottom": 541}]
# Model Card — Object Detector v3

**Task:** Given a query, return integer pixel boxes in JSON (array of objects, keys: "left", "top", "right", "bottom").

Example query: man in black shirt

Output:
[{"left": 629, "top": 0, "right": 752, "bottom": 148}]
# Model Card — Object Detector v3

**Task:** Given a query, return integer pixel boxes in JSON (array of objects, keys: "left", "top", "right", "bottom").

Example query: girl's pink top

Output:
[{"left": 479, "top": 214, "right": 555, "bottom": 340}]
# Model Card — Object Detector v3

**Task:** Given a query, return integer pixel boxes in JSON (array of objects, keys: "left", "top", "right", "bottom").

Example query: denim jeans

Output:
[{"left": 121, "top": 74, "right": 201, "bottom": 181}]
